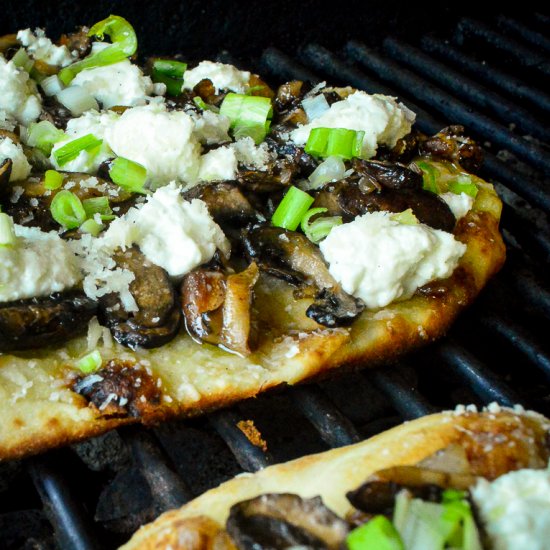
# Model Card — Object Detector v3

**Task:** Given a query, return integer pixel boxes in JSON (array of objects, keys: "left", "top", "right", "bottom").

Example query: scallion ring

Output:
[
  {"left": 44, "top": 169, "right": 64, "bottom": 190},
  {"left": 108, "top": 157, "right": 147, "bottom": 194},
  {"left": 76, "top": 350, "right": 103, "bottom": 374},
  {"left": 82, "top": 196, "right": 114, "bottom": 220},
  {"left": 305, "top": 127, "right": 365, "bottom": 160},
  {"left": 271, "top": 186, "right": 314, "bottom": 231},
  {"left": 300, "top": 207, "right": 343, "bottom": 243},
  {"left": 50, "top": 190, "right": 87, "bottom": 229},
  {"left": 415, "top": 161, "right": 440, "bottom": 194}
]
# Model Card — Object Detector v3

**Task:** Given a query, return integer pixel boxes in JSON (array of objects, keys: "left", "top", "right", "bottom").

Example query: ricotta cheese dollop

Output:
[
  {"left": 471, "top": 466, "right": 550, "bottom": 550},
  {"left": 440, "top": 192, "right": 474, "bottom": 221},
  {"left": 106, "top": 104, "right": 201, "bottom": 187},
  {"left": 16, "top": 28, "right": 74, "bottom": 67},
  {"left": 0, "top": 137, "right": 31, "bottom": 181},
  {"left": 71, "top": 57, "right": 157, "bottom": 108},
  {"left": 101, "top": 183, "right": 230, "bottom": 278},
  {"left": 0, "top": 55, "right": 42, "bottom": 126},
  {"left": 0, "top": 223, "right": 82, "bottom": 302},
  {"left": 291, "top": 91, "right": 415, "bottom": 159},
  {"left": 182, "top": 61, "right": 251, "bottom": 94},
  {"left": 319, "top": 211, "right": 466, "bottom": 309}
]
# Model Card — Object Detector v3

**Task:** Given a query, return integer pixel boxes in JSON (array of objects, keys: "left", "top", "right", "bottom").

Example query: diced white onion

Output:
[
  {"left": 40, "top": 75, "right": 64, "bottom": 97},
  {"left": 56, "top": 85, "right": 99, "bottom": 116},
  {"left": 306, "top": 156, "right": 346, "bottom": 189},
  {"left": 302, "top": 94, "right": 330, "bottom": 122}
]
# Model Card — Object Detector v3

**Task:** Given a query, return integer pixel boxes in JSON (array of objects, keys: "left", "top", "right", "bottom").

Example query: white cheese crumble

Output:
[
  {"left": 72, "top": 58, "right": 157, "bottom": 108},
  {"left": 16, "top": 28, "right": 74, "bottom": 67},
  {"left": 92, "top": 183, "right": 230, "bottom": 281},
  {"left": 471, "top": 466, "right": 550, "bottom": 550},
  {"left": 0, "top": 223, "right": 82, "bottom": 302},
  {"left": 106, "top": 103, "right": 201, "bottom": 187},
  {"left": 440, "top": 192, "right": 474, "bottom": 220},
  {"left": 0, "top": 55, "right": 42, "bottom": 126},
  {"left": 291, "top": 91, "right": 415, "bottom": 159},
  {"left": 50, "top": 109, "right": 119, "bottom": 173},
  {"left": 319, "top": 211, "right": 466, "bottom": 309},
  {"left": 192, "top": 110, "right": 231, "bottom": 144},
  {"left": 0, "top": 137, "right": 31, "bottom": 181},
  {"left": 182, "top": 61, "right": 251, "bottom": 93}
]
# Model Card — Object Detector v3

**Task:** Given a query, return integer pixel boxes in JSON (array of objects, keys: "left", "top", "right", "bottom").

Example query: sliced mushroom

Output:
[
  {"left": 237, "top": 158, "right": 298, "bottom": 193},
  {"left": 181, "top": 262, "right": 259, "bottom": 356},
  {"left": 99, "top": 247, "right": 181, "bottom": 350},
  {"left": 242, "top": 225, "right": 364, "bottom": 327},
  {"left": 419, "top": 125, "right": 484, "bottom": 173},
  {"left": 353, "top": 159, "right": 423, "bottom": 190},
  {"left": 313, "top": 180, "right": 456, "bottom": 232},
  {"left": 0, "top": 158, "right": 12, "bottom": 187},
  {"left": 0, "top": 291, "right": 97, "bottom": 352},
  {"left": 347, "top": 464, "right": 478, "bottom": 514},
  {"left": 226, "top": 493, "right": 350, "bottom": 550}
]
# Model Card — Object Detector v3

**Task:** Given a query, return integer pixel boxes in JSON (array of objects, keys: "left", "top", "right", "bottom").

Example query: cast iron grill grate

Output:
[{"left": 1, "top": 12, "right": 549, "bottom": 550}]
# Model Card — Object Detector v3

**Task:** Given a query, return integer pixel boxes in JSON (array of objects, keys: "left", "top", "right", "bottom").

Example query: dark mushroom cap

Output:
[{"left": 226, "top": 493, "right": 350, "bottom": 550}]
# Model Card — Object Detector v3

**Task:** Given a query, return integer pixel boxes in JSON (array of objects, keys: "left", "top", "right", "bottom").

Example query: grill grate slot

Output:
[{"left": 496, "top": 15, "right": 550, "bottom": 53}]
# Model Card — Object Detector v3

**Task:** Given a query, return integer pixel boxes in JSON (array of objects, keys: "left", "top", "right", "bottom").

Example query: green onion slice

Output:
[
  {"left": 219, "top": 93, "right": 273, "bottom": 144},
  {"left": 447, "top": 176, "right": 479, "bottom": 198},
  {"left": 300, "top": 207, "right": 343, "bottom": 243},
  {"left": 79, "top": 218, "right": 104, "bottom": 237},
  {"left": 416, "top": 160, "right": 441, "bottom": 194},
  {"left": 109, "top": 157, "right": 147, "bottom": 193},
  {"left": 305, "top": 127, "right": 365, "bottom": 160},
  {"left": 390, "top": 208, "right": 419, "bottom": 225},
  {"left": 193, "top": 96, "right": 220, "bottom": 113},
  {"left": 44, "top": 169, "right": 64, "bottom": 190},
  {"left": 152, "top": 59, "right": 187, "bottom": 79},
  {"left": 0, "top": 213, "right": 16, "bottom": 247},
  {"left": 152, "top": 72, "right": 184, "bottom": 96},
  {"left": 272, "top": 186, "right": 314, "bottom": 231},
  {"left": 50, "top": 190, "right": 87, "bottom": 229},
  {"left": 11, "top": 47, "right": 34, "bottom": 73},
  {"left": 82, "top": 196, "right": 114, "bottom": 220},
  {"left": 347, "top": 516, "right": 404, "bottom": 550},
  {"left": 27, "top": 121, "right": 66, "bottom": 155},
  {"left": 59, "top": 15, "right": 137, "bottom": 84},
  {"left": 53, "top": 134, "right": 103, "bottom": 167},
  {"left": 76, "top": 350, "right": 102, "bottom": 374}
]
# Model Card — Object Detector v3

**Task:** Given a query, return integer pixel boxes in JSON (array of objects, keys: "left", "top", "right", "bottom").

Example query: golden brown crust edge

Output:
[
  {"left": 120, "top": 408, "right": 550, "bottom": 550},
  {"left": 0, "top": 180, "right": 505, "bottom": 461}
]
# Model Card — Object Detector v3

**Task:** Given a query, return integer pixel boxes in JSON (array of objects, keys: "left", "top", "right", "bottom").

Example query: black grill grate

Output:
[{"left": 1, "top": 12, "right": 549, "bottom": 550}]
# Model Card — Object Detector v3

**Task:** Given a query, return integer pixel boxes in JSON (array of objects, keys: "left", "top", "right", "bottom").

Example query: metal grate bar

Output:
[
  {"left": 421, "top": 35, "right": 550, "bottom": 113},
  {"left": 476, "top": 312, "right": 550, "bottom": 380},
  {"left": 497, "top": 15, "right": 550, "bottom": 53},
  {"left": 456, "top": 18, "right": 550, "bottom": 76},
  {"left": 383, "top": 37, "right": 549, "bottom": 142},
  {"left": 121, "top": 426, "right": 192, "bottom": 512},
  {"left": 28, "top": 456, "right": 102, "bottom": 550},
  {"left": 260, "top": 47, "right": 319, "bottom": 83},
  {"left": 368, "top": 367, "right": 438, "bottom": 419},
  {"left": 292, "top": 385, "right": 361, "bottom": 447},
  {"left": 506, "top": 267, "right": 550, "bottom": 319},
  {"left": 209, "top": 409, "right": 274, "bottom": 472},
  {"left": 435, "top": 340, "right": 521, "bottom": 407},
  {"left": 345, "top": 41, "right": 550, "bottom": 174}
]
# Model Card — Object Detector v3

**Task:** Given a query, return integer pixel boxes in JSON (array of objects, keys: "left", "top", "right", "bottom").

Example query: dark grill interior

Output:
[{"left": 1, "top": 7, "right": 549, "bottom": 550}]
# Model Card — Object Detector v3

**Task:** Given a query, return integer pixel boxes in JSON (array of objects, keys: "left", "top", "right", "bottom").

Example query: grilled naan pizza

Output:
[
  {"left": 0, "top": 16, "right": 505, "bottom": 460},
  {"left": 121, "top": 407, "right": 550, "bottom": 550}
]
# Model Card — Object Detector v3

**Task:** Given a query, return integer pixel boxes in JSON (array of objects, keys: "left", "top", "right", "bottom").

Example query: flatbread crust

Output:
[
  {"left": 120, "top": 408, "right": 550, "bottom": 549},
  {"left": 0, "top": 170, "right": 505, "bottom": 461}
]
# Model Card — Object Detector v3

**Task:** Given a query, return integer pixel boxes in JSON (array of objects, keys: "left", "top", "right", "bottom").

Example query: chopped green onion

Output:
[
  {"left": 300, "top": 207, "right": 342, "bottom": 243},
  {"left": 44, "top": 169, "right": 64, "bottom": 190},
  {"left": 271, "top": 186, "right": 314, "bottom": 231},
  {"left": 416, "top": 161, "right": 441, "bottom": 194},
  {"left": 219, "top": 93, "right": 273, "bottom": 144},
  {"left": 27, "top": 121, "right": 66, "bottom": 155},
  {"left": 79, "top": 218, "right": 104, "bottom": 237},
  {"left": 390, "top": 208, "right": 419, "bottom": 225},
  {"left": 53, "top": 134, "right": 103, "bottom": 167},
  {"left": 152, "top": 59, "right": 187, "bottom": 79},
  {"left": 109, "top": 157, "right": 147, "bottom": 193},
  {"left": 12, "top": 47, "right": 34, "bottom": 73},
  {"left": 305, "top": 127, "right": 365, "bottom": 160},
  {"left": 152, "top": 72, "right": 184, "bottom": 96},
  {"left": 193, "top": 96, "right": 219, "bottom": 113},
  {"left": 82, "top": 196, "right": 114, "bottom": 220},
  {"left": 59, "top": 15, "right": 137, "bottom": 84},
  {"left": 347, "top": 516, "right": 404, "bottom": 550},
  {"left": 76, "top": 350, "right": 102, "bottom": 374},
  {"left": 447, "top": 176, "right": 479, "bottom": 198},
  {"left": 50, "top": 190, "right": 87, "bottom": 229},
  {"left": 0, "top": 213, "right": 16, "bottom": 247}
]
